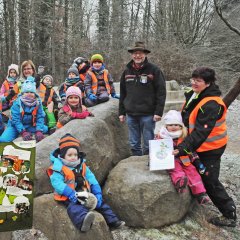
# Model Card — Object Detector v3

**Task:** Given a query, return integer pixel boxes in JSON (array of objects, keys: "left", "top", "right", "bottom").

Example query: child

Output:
[
  {"left": 72, "top": 56, "right": 90, "bottom": 82},
  {"left": 157, "top": 110, "right": 209, "bottom": 204},
  {"left": 0, "top": 76, "right": 48, "bottom": 142},
  {"left": 38, "top": 75, "right": 61, "bottom": 134},
  {"left": 57, "top": 86, "right": 92, "bottom": 129},
  {"left": 47, "top": 133, "right": 125, "bottom": 232},
  {"left": 0, "top": 64, "right": 19, "bottom": 110},
  {"left": 59, "top": 67, "right": 84, "bottom": 103},
  {"left": 84, "top": 54, "right": 119, "bottom": 107}
]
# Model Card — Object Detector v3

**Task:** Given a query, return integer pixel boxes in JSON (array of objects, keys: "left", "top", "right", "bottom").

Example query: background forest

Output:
[{"left": 0, "top": 0, "right": 239, "bottom": 90}]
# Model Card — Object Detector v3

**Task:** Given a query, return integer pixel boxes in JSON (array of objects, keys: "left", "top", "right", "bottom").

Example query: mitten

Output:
[
  {"left": 63, "top": 186, "right": 77, "bottom": 203},
  {"left": 88, "top": 93, "right": 97, "bottom": 102},
  {"left": 21, "top": 130, "right": 33, "bottom": 141},
  {"left": 35, "top": 131, "right": 44, "bottom": 142},
  {"left": 6, "top": 89, "right": 16, "bottom": 102},
  {"left": 91, "top": 184, "right": 103, "bottom": 208},
  {"left": 111, "top": 93, "right": 120, "bottom": 99}
]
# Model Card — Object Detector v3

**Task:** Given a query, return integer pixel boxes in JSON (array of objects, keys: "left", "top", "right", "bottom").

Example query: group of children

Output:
[{"left": 0, "top": 54, "right": 119, "bottom": 142}]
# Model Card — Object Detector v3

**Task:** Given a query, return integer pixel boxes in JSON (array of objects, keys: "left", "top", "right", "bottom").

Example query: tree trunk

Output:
[{"left": 223, "top": 77, "right": 240, "bottom": 108}]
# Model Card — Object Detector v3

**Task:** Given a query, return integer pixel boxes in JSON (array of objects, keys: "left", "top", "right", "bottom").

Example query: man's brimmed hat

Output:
[{"left": 128, "top": 41, "right": 151, "bottom": 54}]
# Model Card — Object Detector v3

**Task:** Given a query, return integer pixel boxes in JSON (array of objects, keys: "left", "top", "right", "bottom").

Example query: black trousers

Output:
[{"left": 198, "top": 148, "right": 236, "bottom": 220}]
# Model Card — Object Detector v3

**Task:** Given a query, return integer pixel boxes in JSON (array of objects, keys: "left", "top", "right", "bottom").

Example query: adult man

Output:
[{"left": 119, "top": 41, "right": 166, "bottom": 156}]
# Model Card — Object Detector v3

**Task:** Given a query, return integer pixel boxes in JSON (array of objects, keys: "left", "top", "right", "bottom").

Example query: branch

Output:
[
  {"left": 214, "top": 0, "right": 240, "bottom": 36},
  {"left": 223, "top": 77, "right": 240, "bottom": 108}
]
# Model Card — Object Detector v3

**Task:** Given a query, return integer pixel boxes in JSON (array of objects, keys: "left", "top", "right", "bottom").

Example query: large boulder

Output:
[
  {"left": 33, "top": 194, "right": 113, "bottom": 240},
  {"left": 35, "top": 99, "right": 130, "bottom": 196},
  {"left": 103, "top": 156, "right": 192, "bottom": 228}
]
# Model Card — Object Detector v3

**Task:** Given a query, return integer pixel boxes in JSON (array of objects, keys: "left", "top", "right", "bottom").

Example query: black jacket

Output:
[
  {"left": 178, "top": 83, "right": 226, "bottom": 156},
  {"left": 119, "top": 58, "right": 166, "bottom": 116}
]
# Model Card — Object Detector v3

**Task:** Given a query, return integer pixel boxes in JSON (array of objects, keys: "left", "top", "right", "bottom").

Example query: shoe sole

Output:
[{"left": 81, "top": 212, "right": 95, "bottom": 232}]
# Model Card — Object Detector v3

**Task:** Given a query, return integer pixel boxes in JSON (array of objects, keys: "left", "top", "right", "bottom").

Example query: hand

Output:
[
  {"left": 35, "top": 131, "right": 44, "bottom": 142},
  {"left": 111, "top": 93, "right": 120, "bottom": 99},
  {"left": 153, "top": 115, "right": 161, "bottom": 122},
  {"left": 88, "top": 93, "right": 97, "bottom": 102},
  {"left": 172, "top": 149, "right": 179, "bottom": 156},
  {"left": 154, "top": 133, "right": 161, "bottom": 139},
  {"left": 119, "top": 115, "right": 126, "bottom": 123},
  {"left": 21, "top": 130, "right": 33, "bottom": 141}
]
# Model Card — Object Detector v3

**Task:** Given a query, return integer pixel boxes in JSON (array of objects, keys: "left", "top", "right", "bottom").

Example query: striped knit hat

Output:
[{"left": 59, "top": 133, "right": 80, "bottom": 158}]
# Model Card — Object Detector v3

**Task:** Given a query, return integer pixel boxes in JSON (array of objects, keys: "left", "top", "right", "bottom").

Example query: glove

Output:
[
  {"left": 111, "top": 93, "right": 120, "bottom": 99},
  {"left": 71, "top": 111, "right": 91, "bottom": 119},
  {"left": 35, "top": 131, "right": 44, "bottom": 142},
  {"left": 63, "top": 186, "right": 77, "bottom": 203},
  {"left": 91, "top": 184, "right": 102, "bottom": 208},
  {"left": 6, "top": 89, "right": 16, "bottom": 102},
  {"left": 88, "top": 93, "right": 97, "bottom": 102},
  {"left": 21, "top": 130, "right": 33, "bottom": 141}
]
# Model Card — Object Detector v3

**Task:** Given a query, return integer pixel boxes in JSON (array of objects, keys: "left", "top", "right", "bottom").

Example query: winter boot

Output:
[
  {"left": 209, "top": 215, "right": 236, "bottom": 227},
  {"left": 109, "top": 220, "right": 125, "bottom": 229},
  {"left": 80, "top": 212, "right": 95, "bottom": 232},
  {"left": 175, "top": 176, "right": 188, "bottom": 193}
]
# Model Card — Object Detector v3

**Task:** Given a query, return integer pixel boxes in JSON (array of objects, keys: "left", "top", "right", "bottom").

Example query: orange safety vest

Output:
[
  {"left": 80, "top": 74, "right": 85, "bottom": 82},
  {"left": 63, "top": 82, "right": 84, "bottom": 98},
  {"left": 2, "top": 80, "right": 13, "bottom": 96},
  {"left": 37, "top": 83, "right": 54, "bottom": 105},
  {"left": 177, "top": 138, "right": 191, "bottom": 166},
  {"left": 21, "top": 105, "right": 38, "bottom": 127},
  {"left": 88, "top": 69, "right": 110, "bottom": 95},
  {"left": 188, "top": 96, "right": 228, "bottom": 152},
  {"left": 47, "top": 162, "right": 90, "bottom": 201}
]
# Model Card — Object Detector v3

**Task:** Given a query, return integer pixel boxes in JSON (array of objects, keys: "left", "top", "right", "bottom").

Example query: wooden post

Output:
[{"left": 223, "top": 77, "right": 240, "bottom": 108}]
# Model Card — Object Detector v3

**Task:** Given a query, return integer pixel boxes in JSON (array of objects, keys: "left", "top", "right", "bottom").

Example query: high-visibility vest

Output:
[
  {"left": 188, "top": 96, "right": 228, "bottom": 152},
  {"left": 37, "top": 83, "right": 54, "bottom": 105},
  {"left": 88, "top": 69, "right": 110, "bottom": 95},
  {"left": 47, "top": 162, "right": 90, "bottom": 201},
  {"left": 2, "top": 80, "right": 13, "bottom": 96},
  {"left": 63, "top": 82, "right": 84, "bottom": 98},
  {"left": 177, "top": 138, "right": 191, "bottom": 166}
]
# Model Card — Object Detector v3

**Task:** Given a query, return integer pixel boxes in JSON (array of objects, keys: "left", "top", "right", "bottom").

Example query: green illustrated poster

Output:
[{"left": 0, "top": 140, "right": 35, "bottom": 232}]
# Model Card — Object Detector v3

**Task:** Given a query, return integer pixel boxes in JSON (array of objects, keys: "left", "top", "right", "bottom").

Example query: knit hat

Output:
[
  {"left": 91, "top": 54, "right": 103, "bottom": 63},
  {"left": 8, "top": 64, "right": 19, "bottom": 76},
  {"left": 21, "top": 76, "right": 36, "bottom": 93},
  {"left": 67, "top": 67, "right": 79, "bottom": 77},
  {"left": 59, "top": 133, "right": 80, "bottom": 158},
  {"left": 66, "top": 86, "right": 82, "bottom": 99},
  {"left": 41, "top": 75, "right": 53, "bottom": 84},
  {"left": 163, "top": 110, "right": 184, "bottom": 127}
]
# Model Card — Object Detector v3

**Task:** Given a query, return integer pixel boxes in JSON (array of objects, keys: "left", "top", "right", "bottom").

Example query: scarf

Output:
[
  {"left": 20, "top": 95, "right": 37, "bottom": 107},
  {"left": 91, "top": 64, "right": 105, "bottom": 74},
  {"left": 7, "top": 76, "right": 17, "bottom": 83},
  {"left": 132, "top": 62, "right": 144, "bottom": 71},
  {"left": 159, "top": 126, "right": 182, "bottom": 139},
  {"left": 60, "top": 155, "right": 81, "bottom": 168},
  {"left": 65, "top": 76, "right": 80, "bottom": 85}
]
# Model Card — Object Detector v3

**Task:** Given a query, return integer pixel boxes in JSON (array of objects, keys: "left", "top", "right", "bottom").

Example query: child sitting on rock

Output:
[
  {"left": 0, "top": 64, "right": 19, "bottom": 110},
  {"left": 157, "top": 110, "right": 210, "bottom": 204},
  {"left": 38, "top": 75, "right": 61, "bottom": 134},
  {"left": 84, "top": 54, "right": 119, "bottom": 107},
  {"left": 57, "top": 86, "right": 92, "bottom": 128},
  {"left": 0, "top": 76, "right": 48, "bottom": 142},
  {"left": 59, "top": 67, "right": 85, "bottom": 103},
  {"left": 47, "top": 133, "right": 125, "bottom": 232}
]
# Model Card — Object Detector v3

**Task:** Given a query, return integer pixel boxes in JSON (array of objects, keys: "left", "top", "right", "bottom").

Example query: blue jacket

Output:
[
  {"left": 8, "top": 95, "right": 46, "bottom": 133},
  {"left": 49, "top": 149, "right": 100, "bottom": 196}
]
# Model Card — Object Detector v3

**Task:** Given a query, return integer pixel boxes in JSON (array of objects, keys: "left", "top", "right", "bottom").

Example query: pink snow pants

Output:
[{"left": 168, "top": 158, "right": 206, "bottom": 195}]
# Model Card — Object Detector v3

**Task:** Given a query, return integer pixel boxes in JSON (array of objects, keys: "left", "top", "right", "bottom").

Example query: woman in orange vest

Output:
[
  {"left": 174, "top": 67, "right": 236, "bottom": 227},
  {"left": 157, "top": 110, "right": 209, "bottom": 204},
  {"left": 84, "top": 54, "right": 119, "bottom": 107},
  {"left": 0, "top": 64, "right": 19, "bottom": 110}
]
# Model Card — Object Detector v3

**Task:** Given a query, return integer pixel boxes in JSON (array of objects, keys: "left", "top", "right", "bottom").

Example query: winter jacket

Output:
[
  {"left": 48, "top": 149, "right": 100, "bottom": 201},
  {"left": 178, "top": 83, "right": 226, "bottom": 156},
  {"left": 57, "top": 103, "right": 90, "bottom": 128},
  {"left": 84, "top": 68, "right": 116, "bottom": 96},
  {"left": 59, "top": 81, "right": 84, "bottom": 100},
  {"left": 119, "top": 58, "right": 166, "bottom": 116},
  {"left": 8, "top": 95, "right": 46, "bottom": 133},
  {"left": 0, "top": 80, "right": 15, "bottom": 97}
]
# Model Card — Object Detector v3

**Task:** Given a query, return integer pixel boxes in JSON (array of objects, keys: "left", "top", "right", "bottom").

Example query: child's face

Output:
[
  {"left": 9, "top": 69, "right": 17, "bottom": 78},
  {"left": 68, "top": 72, "right": 77, "bottom": 79},
  {"left": 65, "top": 148, "right": 78, "bottom": 162},
  {"left": 23, "top": 64, "right": 34, "bottom": 78},
  {"left": 92, "top": 61, "right": 102, "bottom": 70},
  {"left": 23, "top": 92, "right": 36, "bottom": 99},
  {"left": 67, "top": 95, "right": 80, "bottom": 106},
  {"left": 166, "top": 124, "right": 182, "bottom": 132},
  {"left": 43, "top": 77, "right": 52, "bottom": 86}
]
